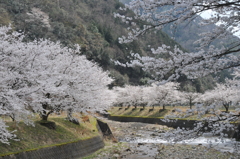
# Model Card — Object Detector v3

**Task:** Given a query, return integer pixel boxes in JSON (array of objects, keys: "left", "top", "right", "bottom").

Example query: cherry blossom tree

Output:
[
  {"left": 0, "top": 25, "right": 115, "bottom": 144},
  {"left": 199, "top": 72, "right": 240, "bottom": 113},
  {"left": 114, "top": 0, "right": 240, "bottom": 82},
  {"left": 113, "top": 85, "right": 148, "bottom": 109},
  {"left": 164, "top": 77, "right": 240, "bottom": 143},
  {"left": 113, "top": 86, "right": 132, "bottom": 108},
  {"left": 147, "top": 82, "right": 180, "bottom": 110},
  {"left": 201, "top": 83, "right": 235, "bottom": 112},
  {"left": 181, "top": 92, "right": 201, "bottom": 109},
  {"left": 114, "top": 82, "right": 181, "bottom": 110},
  {"left": 0, "top": 119, "right": 17, "bottom": 145}
]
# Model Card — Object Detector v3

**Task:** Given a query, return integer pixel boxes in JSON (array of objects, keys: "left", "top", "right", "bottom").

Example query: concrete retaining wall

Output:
[
  {"left": 97, "top": 119, "right": 114, "bottom": 138},
  {"left": 108, "top": 115, "right": 237, "bottom": 138},
  {"left": 0, "top": 136, "right": 104, "bottom": 159},
  {"left": 108, "top": 115, "right": 197, "bottom": 129}
]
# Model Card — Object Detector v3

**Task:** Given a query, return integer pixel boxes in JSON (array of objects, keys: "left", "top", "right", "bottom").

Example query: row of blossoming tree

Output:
[
  {"left": 0, "top": 26, "right": 116, "bottom": 144},
  {"left": 114, "top": 0, "right": 240, "bottom": 148},
  {"left": 112, "top": 70, "right": 240, "bottom": 148},
  {"left": 114, "top": 79, "right": 240, "bottom": 113}
]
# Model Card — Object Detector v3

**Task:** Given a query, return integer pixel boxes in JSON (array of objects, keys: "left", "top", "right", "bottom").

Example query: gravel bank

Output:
[{"left": 85, "top": 118, "right": 240, "bottom": 159}]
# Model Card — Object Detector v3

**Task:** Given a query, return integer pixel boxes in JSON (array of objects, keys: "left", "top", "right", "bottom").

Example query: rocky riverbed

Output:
[{"left": 86, "top": 118, "right": 240, "bottom": 159}]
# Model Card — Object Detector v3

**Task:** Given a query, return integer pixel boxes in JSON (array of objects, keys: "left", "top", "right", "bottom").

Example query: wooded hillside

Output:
[{"left": 0, "top": 0, "right": 217, "bottom": 91}]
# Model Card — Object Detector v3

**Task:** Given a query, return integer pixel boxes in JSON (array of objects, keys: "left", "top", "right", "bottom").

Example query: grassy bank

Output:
[
  {"left": 109, "top": 106, "right": 178, "bottom": 118},
  {"left": 0, "top": 114, "right": 99, "bottom": 156},
  {"left": 109, "top": 106, "right": 237, "bottom": 120}
]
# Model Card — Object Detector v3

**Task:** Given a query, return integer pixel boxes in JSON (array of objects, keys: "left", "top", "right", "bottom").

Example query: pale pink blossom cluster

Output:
[{"left": 0, "top": 26, "right": 115, "bottom": 144}]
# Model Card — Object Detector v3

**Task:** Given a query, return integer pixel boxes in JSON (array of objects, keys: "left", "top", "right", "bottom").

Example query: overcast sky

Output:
[{"left": 200, "top": 10, "right": 240, "bottom": 38}]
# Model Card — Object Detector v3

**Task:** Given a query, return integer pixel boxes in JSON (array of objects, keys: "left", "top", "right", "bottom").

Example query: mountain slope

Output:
[
  {"left": 0, "top": 0, "right": 183, "bottom": 86},
  {"left": 163, "top": 16, "right": 239, "bottom": 52}
]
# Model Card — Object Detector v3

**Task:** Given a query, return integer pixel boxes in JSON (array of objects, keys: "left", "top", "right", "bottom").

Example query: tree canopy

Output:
[
  {"left": 0, "top": 26, "right": 115, "bottom": 144},
  {"left": 115, "top": 0, "right": 240, "bottom": 82}
]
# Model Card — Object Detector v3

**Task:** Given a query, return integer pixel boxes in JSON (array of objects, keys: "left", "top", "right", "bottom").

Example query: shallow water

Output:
[
  {"left": 114, "top": 121, "right": 239, "bottom": 153},
  {"left": 125, "top": 137, "right": 237, "bottom": 153}
]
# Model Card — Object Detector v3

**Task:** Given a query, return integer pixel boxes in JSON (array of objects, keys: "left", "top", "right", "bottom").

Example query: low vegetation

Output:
[{"left": 0, "top": 114, "right": 98, "bottom": 156}]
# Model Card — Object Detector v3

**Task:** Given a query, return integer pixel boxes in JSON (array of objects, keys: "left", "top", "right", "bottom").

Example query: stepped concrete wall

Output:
[
  {"left": 0, "top": 136, "right": 104, "bottom": 159},
  {"left": 108, "top": 115, "right": 197, "bottom": 129},
  {"left": 108, "top": 115, "right": 237, "bottom": 138}
]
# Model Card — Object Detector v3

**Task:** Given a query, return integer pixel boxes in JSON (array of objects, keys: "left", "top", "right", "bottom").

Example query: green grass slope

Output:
[
  {"left": 109, "top": 106, "right": 170, "bottom": 118},
  {"left": 0, "top": 116, "right": 98, "bottom": 156}
]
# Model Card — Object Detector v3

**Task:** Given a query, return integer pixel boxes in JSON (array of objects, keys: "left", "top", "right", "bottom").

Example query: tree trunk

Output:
[
  {"left": 67, "top": 108, "right": 73, "bottom": 120},
  {"left": 223, "top": 102, "right": 229, "bottom": 113},
  {"left": 41, "top": 114, "right": 48, "bottom": 121},
  {"left": 190, "top": 98, "right": 192, "bottom": 109},
  {"left": 41, "top": 109, "right": 53, "bottom": 121},
  {"left": 40, "top": 107, "right": 53, "bottom": 121},
  {"left": 56, "top": 0, "right": 60, "bottom": 9},
  {"left": 163, "top": 105, "right": 165, "bottom": 110},
  {"left": 9, "top": 114, "right": 15, "bottom": 121},
  {"left": 224, "top": 105, "right": 229, "bottom": 113}
]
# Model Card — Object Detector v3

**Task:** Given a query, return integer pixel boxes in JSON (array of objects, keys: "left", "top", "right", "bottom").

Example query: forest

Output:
[{"left": 0, "top": 0, "right": 223, "bottom": 92}]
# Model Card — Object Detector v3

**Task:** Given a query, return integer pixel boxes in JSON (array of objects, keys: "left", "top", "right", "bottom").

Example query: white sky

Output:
[
  {"left": 199, "top": 10, "right": 214, "bottom": 19},
  {"left": 199, "top": 10, "right": 240, "bottom": 38}
]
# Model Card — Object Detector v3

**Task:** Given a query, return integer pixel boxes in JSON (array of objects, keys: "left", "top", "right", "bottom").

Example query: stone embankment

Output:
[
  {"left": 0, "top": 119, "right": 114, "bottom": 159},
  {"left": 108, "top": 115, "right": 237, "bottom": 138},
  {"left": 0, "top": 136, "right": 104, "bottom": 159}
]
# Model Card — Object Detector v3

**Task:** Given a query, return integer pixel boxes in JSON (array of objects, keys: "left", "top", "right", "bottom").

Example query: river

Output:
[{"left": 91, "top": 118, "right": 240, "bottom": 159}]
